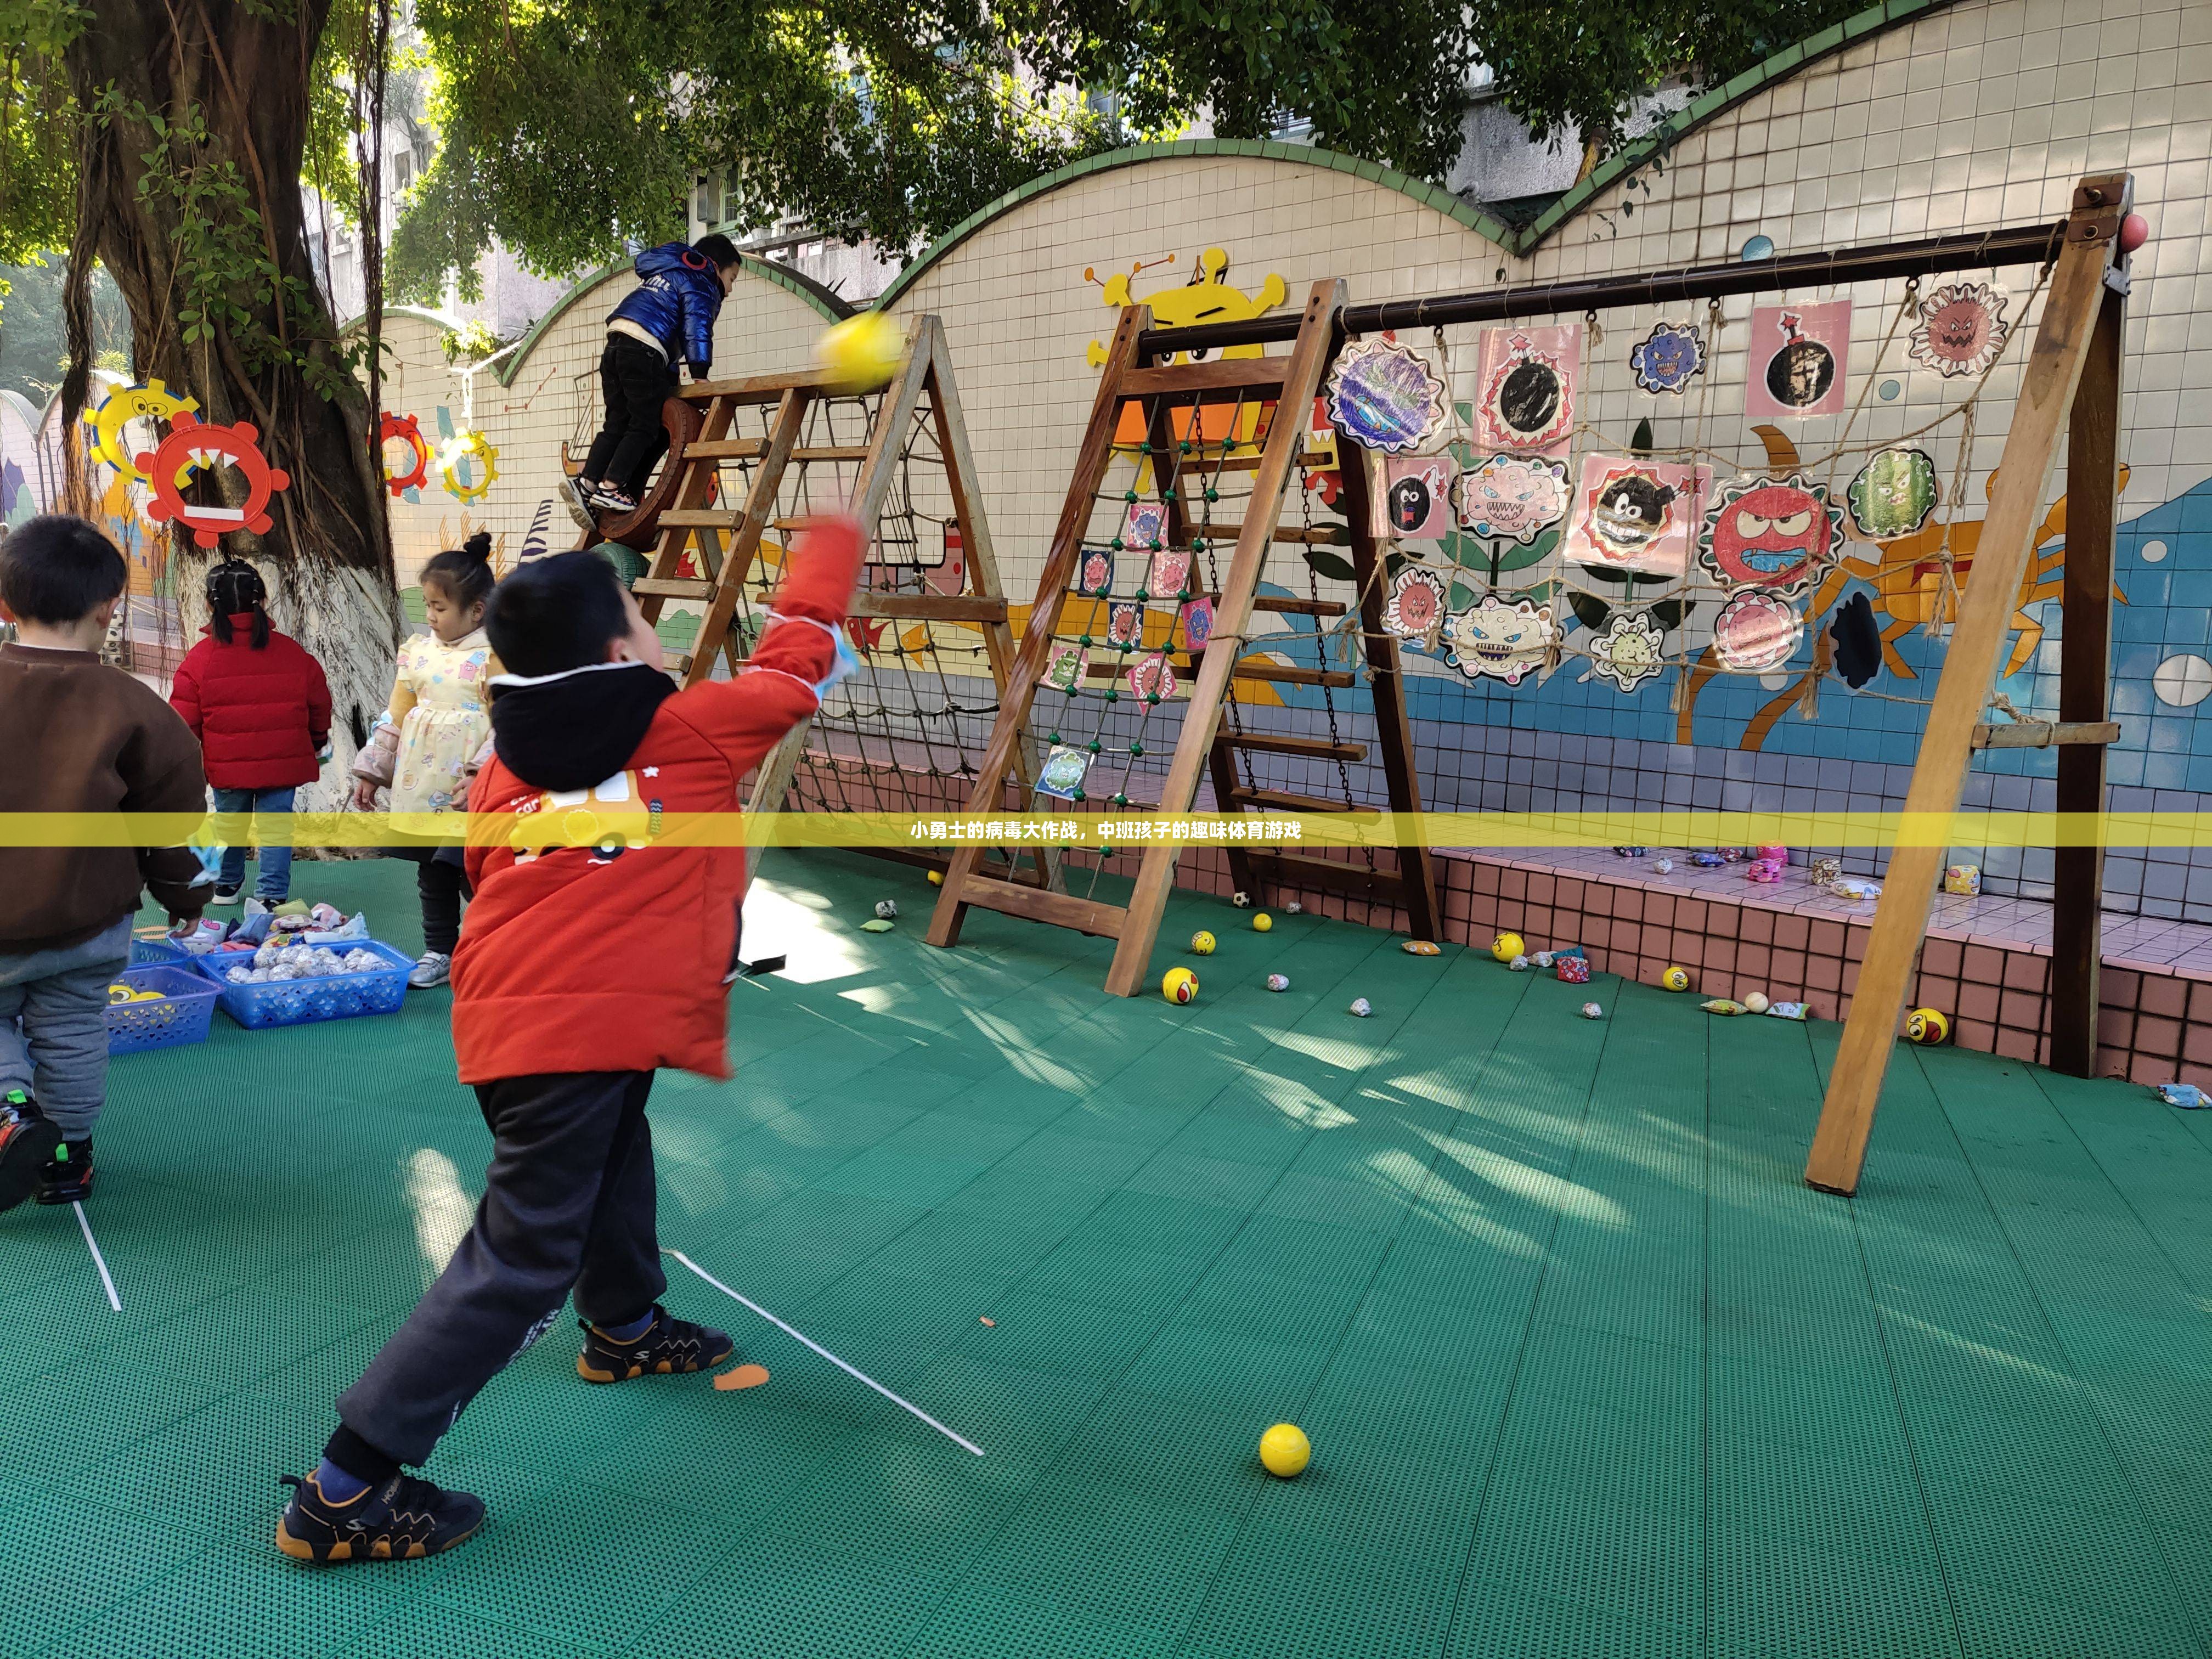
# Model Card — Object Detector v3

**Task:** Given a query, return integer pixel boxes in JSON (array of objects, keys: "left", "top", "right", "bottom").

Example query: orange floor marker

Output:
[{"left": 714, "top": 1363, "right": 771, "bottom": 1391}]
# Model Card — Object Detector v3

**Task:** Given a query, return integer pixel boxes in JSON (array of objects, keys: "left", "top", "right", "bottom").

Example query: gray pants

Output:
[
  {"left": 337, "top": 1069, "right": 667, "bottom": 1467},
  {"left": 0, "top": 915, "right": 133, "bottom": 1140}
]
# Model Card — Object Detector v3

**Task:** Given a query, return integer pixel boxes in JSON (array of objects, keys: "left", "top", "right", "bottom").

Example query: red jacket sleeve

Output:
[
  {"left": 665, "top": 515, "right": 865, "bottom": 778},
  {"left": 168, "top": 644, "right": 206, "bottom": 740},
  {"left": 301, "top": 644, "right": 332, "bottom": 748}
]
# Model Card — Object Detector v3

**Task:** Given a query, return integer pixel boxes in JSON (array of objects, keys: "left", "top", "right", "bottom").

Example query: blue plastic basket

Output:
[
  {"left": 194, "top": 939, "right": 414, "bottom": 1031},
  {"left": 129, "top": 935, "right": 188, "bottom": 968},
  {"left": 105, "top": 965, "right": 219, "bottom": 1056}
]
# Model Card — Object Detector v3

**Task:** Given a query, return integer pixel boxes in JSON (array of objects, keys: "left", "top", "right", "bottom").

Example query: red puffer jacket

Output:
[
  {"left": 451, "top": 519, "right": 864, "bottom": 1085},
  {"left": 169, "top": 615, "right": 332, "bottom": 791}
]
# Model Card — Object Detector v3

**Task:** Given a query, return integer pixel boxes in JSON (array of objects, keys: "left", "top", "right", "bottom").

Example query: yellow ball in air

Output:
[
  {"left": 1492, "top": 932, "right": 1525, "bottom": 963},
  {"left": 1190, "top": 930, "right": 1217, "bottom": 955},
  {"left": 1251, "top": 913, "right": 1273, "bottom": 933},
  {"left": 817, "top": 311, "right": 905, "bottom": 393},
  {"left": 1259, "top": 1423, "right": 1311, "bottom": 1477},
  {"left": 1162, "top": 967, "right": 1199, "bottom": 1005},
  {"left": 1661, "top": 965, "right": 1691, "bottom": 992}
]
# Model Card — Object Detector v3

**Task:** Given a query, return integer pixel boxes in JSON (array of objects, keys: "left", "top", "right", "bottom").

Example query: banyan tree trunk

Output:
[{"left": 60, "top": 0, "right": 399, "bottom": 809}]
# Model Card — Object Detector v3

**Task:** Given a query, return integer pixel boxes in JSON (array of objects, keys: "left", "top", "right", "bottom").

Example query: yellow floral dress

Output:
[{"left": 386, "top": 628, "right": 500, "bottom": 828}]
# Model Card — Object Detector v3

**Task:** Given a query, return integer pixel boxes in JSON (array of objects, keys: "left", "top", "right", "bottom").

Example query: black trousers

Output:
[
  {"left": 333, "top": 1070, "right": 665, "bottom": 1468},
  {"left": 580, "top": 336, "right": 677, "bottom": 498},
  {"left": 417, "top": 854, "right": 469, "bottom": 956}
]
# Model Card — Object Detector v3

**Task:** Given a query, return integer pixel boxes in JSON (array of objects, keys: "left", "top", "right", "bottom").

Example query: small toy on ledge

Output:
[
  {"left": 1652, "top": 857, "right": 1674, "bottom": 874},
  {"left": 1690, "top": 851, "right": 1726, "bottom": 869},
  {"left": 1810, "top": 856, "right": 1843, "bottom": 890},
  {"left": 1943, "top": 864, "right": 1981, "bottom": 896},
  {"left": 1612, "top": 845, "right": 1649, "bottom": 859},
  {"left": 1555, "top": 949, "right": 1590, "bottom": 984},
  {"left": 1746, "top": 844, "right": 1788, "bottom": 884}
]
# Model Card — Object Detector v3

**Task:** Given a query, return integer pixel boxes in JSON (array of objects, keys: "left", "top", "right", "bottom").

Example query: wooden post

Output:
[
  {"left": 1103, "top": 280, "right": 1347, "bottom": 996},
  {"left": 2048, "top": 281, "right": 2126, "bottom": 1076},
  {"left": 1805, "top": 174, "right": 2129, "bottom": 1194},
  {"left": 1339, "top": 427, "right": 1443, "bottom": 942}
]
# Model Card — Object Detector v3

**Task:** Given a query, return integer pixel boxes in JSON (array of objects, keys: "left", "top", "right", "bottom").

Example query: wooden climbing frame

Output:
[
  {"left": 924, "top": 280, "right": 1440, "bottom": 995},
  {"left": 575, "top": 315, "right": 1051, "bottom": 882}
]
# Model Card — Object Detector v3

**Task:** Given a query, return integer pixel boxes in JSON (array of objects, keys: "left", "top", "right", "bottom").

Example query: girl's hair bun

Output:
[{"left": 461, "top": 530, "right": 494, "bottom": 562}]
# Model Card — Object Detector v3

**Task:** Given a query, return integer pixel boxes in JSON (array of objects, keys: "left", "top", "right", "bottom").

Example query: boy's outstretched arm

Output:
[{"left": 672, "top": 515, "right": 866, "bottom": 781}]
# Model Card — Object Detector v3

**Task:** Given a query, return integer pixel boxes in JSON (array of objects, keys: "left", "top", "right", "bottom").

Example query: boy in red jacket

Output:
[
  {"left": 168, "top": 559, "right": 331, "bottom": 904},
  {"left": 277, "top": 517, "right": 865, "bottom": 1563}
]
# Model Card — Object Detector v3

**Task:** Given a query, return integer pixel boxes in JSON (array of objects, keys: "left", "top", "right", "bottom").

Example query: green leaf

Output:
[
  {"left": 1302, "top": 546, "right": 1357, "bottom": 584},
  {"left": 1566, "top": 591, "right": 1611, "bottom": 631}
]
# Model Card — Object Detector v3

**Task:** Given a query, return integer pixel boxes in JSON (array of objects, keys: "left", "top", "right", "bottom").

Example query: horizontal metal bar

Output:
[{"left": 1138, "top": 219, "right": 2068, "bottom": 358}]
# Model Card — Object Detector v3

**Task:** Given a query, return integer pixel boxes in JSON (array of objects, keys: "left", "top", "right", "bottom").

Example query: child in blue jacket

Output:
[{"left": 567, "top": 234, "right": 741, "bottom": 523}]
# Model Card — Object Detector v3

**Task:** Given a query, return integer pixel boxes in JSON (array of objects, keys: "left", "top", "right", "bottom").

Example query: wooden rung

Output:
[
  {"left": 1245, "top": 850, "right": 1404, "bottom": 900},
  {"left": 1087, "top": 658, "right": 1192, "bottom": 678},
  {"left": 791, "top": 445, "right": 872, "bottom": 462},
  {"left": 681, "top": 366, "right": 848, "bottom": 402},
  {"left": 682, "top": 438, "right": 764, "bottom": 460},
  {"left": 1232, "top": 661, "right": 1356, "bottom": 687},
  {"left": 630, "top": 577, "right": 718, "bottom": 601},
  {"left": 1971, "top": 720, "right": 2121, "bottom": 749},
  {"left": 850, "top": 593, "right": 1008, "bottom": 622},
  {"left": 1251, "top": 595, "right": 1345, "bottom": 617},
  {"left": 1203, "top": 524, "right": 1348, "bottom": 546},
  {"left": 656, "top": 510, "right": 743, "bottom": 530},
  {"left": 948, "top": 874, "right": 1125, "bottom": 938},
  {"left": 668, "top": 652, "right": 692, "bottom": 675},
  {"left": 1224, "top": 786, "right": 1379, "bottom": 816},
  {"left": 1120, "top": 359, "right": 1288, "bottom": 397},
  {"left": 1220, "top": 732, "right": 1367, "bottom": 762}
]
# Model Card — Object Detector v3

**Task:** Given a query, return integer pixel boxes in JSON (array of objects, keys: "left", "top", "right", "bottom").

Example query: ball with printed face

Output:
[
  {"left": 1190, "top": 930, "right": 1217, "bottom": 956},
  {"left": 1162, "top": 967, "right": 1199, "bottom": 1005}
]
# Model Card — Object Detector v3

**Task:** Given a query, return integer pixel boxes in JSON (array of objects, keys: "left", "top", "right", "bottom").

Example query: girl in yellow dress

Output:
[{"left": 350, "top": 534, "right": 502, "bottom": 987}]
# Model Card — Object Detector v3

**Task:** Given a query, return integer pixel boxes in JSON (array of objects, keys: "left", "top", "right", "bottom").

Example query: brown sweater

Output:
[{"left": 0, "top": 642, "right": 210, "bottom": 951}]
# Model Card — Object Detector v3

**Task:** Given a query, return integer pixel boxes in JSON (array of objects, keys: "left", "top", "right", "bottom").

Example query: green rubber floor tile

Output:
[
  {"left": 329, "top": 1599, "right": 617, "bottom": 1658},
  {"left": 1466, "top": 1484, "right": 1704, "bottom": 1636},
  {"left": 1048, "top": 1386, "right": 1259, "bottom": 1520},
  {"left": 624, "top": 1550, "right": 953, "bottom": 1659},
  {"left": 1947, "top": 1576, "right": 2201, "bottom": 1659},
  {"left": 901, "top": 1581, "right": 1178, "bottom": 1659},
  {"left": 944, "top": 1288, "right": 1187, "bottom": 1381},
  {"left": 1024, "top": 1239, "right": 1216, "bottom": 1318},
  {"left": 1127, "top": 1323, "right": 1335, "bottom": 1418},
  {"left": 941, "top": 1170, "right": 1117, "bottom": 1227},
  {"left": 985, "top": 1126, "right": 1159, "bottom": 1186},
  {"left": 1449, "top": 1571, "right": 1706, "bottom": 1659},
  {"left": 1185, "top": 1516, "right": 1459, "bottom": 1659},
  {"left": 1707, "top": 1527, "right": 1961, "bottom": 1659},
  {"left": 956, "top": 1477, "right": 1240, "bottom": 1634},
  {"left": 2, "top": 1482, "right": 209, "bottom": 1657}
]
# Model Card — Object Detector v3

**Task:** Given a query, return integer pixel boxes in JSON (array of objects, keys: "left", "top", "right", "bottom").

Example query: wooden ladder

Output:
[
  {"left": 1805, "top": 173, "right": 2133, "bottom": 1194},
  {"left": 599, "top": 316, "right": 1051, "bottom": 882},
  {"left": 925, "top": 280, "right": 1438, "bottom": 994}
]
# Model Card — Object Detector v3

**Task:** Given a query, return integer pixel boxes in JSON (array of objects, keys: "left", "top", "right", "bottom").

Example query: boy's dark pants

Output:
[
  {"left": 580, "top": 337, "right": 678, "bottom": 498},
  {"left": 332, "top": 1070, "right": 665, "bottom": 1470}
]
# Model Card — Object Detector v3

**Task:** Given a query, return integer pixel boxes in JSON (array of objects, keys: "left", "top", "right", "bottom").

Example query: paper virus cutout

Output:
[
  {"left": 1455, "top": 454, "right": 1570, "bottom": 545},
  {"left": 1696, "top": 473, "right": 1843, "bottom": 596},
  {"left": 83, "top": 379, "right": 199, "bottom": 484},
  {"left": 1909, "top": 281, "right": 2010, "bottom": 379},
  {"left": 440, "top": 429, "right": 499, "bottom": 504},
  {"left": 1846, "top": 448, "right": 1940, "bottom": 540},
  {"left": 1587, "top": 611, "right": 1668, "bottom": 692},
  {"left": 1712, "top": 590, "right": 1803, "bottom": 673},
  {"left": 1446, "top": 593, "right": 1556, "bottom": 685},
  {"left": 1383, "top": 566, "right": 1448, "bottom": 641},
  {"left": 1324, "top": 337, "right": 1448, "bottom": 455},
  {"left": 1628, "top": 320, "right": 1705, "bottom": 394},
  {"left": 135, "top": 413, "right": 291, "bottom": 548},
  {"left": 380, "top": 411, "right": 430, "bottom": 496}
]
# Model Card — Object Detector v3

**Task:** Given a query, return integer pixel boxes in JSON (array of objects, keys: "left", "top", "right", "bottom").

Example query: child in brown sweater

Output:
[{"left": 0, "top": 515, "right": 210, "bottom": 1209}]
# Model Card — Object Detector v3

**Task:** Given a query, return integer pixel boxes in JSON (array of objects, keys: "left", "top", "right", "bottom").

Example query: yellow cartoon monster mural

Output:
[{"left": 1085, "top": 249, "right": 1287, "bottom": 450}]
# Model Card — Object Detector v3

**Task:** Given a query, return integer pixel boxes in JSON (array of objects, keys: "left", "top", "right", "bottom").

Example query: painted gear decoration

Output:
[
  {"left": 135, "top": 411, "right": 291, "bottom": 548},
  {"left": 440, "top": 429, "right": 499, "bottom": 504},
  {"left": 380, "top": 411, "right": 430, "bottom": 495},
  {"left": 82, "top": 379, "right": 199, "bottom": 484}
]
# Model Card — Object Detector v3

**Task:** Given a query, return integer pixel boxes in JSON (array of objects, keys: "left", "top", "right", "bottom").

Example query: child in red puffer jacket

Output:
[{"left": 169, "top": 560, "right": 331, "bottom": 905}]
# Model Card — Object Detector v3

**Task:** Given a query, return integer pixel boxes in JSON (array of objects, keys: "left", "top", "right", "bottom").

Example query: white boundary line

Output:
[
  {"left": 664, "top": 1248, "right": 983, "bottom": 1457},
  {"left": 74, "top": 1201, "right": 121, "bottom": 1312}
]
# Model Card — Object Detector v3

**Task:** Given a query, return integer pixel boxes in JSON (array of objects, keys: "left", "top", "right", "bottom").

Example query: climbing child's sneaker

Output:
[
  {"left": 576, "top": 1306, "right": 732, "bottom": 1383},
  {"left": 275, "top": 1469, "right": 485, "bottom": 1563},
  {"left": 0, "top": 1091, "right": 59, "bottom": 1214}
]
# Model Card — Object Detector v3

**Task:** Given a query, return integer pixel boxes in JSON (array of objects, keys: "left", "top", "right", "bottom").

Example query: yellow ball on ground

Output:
[
  {"left": 1252, "top": 913, "right": 1273, "bottom": 933},
  {"left": 817, "top": 311, "right": 905, "bottom": 393},
  {"left": 928, "top": 870, "right": 944, "bottom": 886},
  {"left": 1905, "top": 1007, "right": 1949, "bottom": 1045},
  {"left": 1162, "top": 966, "right": 1199, "bottom": 1005},
  {"left": 1259, "top": 1422, "right": 1311, "bottom": 1478},
  {"left": 1190, "top": 930, "right": 1217, "bottom": 955},
  {"left": 1661, "top": 965, "right": 1691, "bottom": 992},
  {"left": 1492, "top": 932, "right": 1525, "bottom": 963}
]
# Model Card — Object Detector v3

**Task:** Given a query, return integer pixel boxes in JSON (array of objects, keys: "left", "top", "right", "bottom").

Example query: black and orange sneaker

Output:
[
  {"left": 0, "top": 1091, "right": 60, "bottom": 1215},
  {"left": 275, "top": 1469, "right": 485, "bottom": 1563},
  {"left": 575, "top": 1305, "right": 732, "bottom": 1383},
  {"left": 35, "top": 1138, "right": 93, "bottom": 1206}
]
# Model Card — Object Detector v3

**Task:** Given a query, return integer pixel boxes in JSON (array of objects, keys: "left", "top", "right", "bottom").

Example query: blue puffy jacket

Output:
[{"left": 607, "top": 242, "right": 725, "bottom": 374}]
